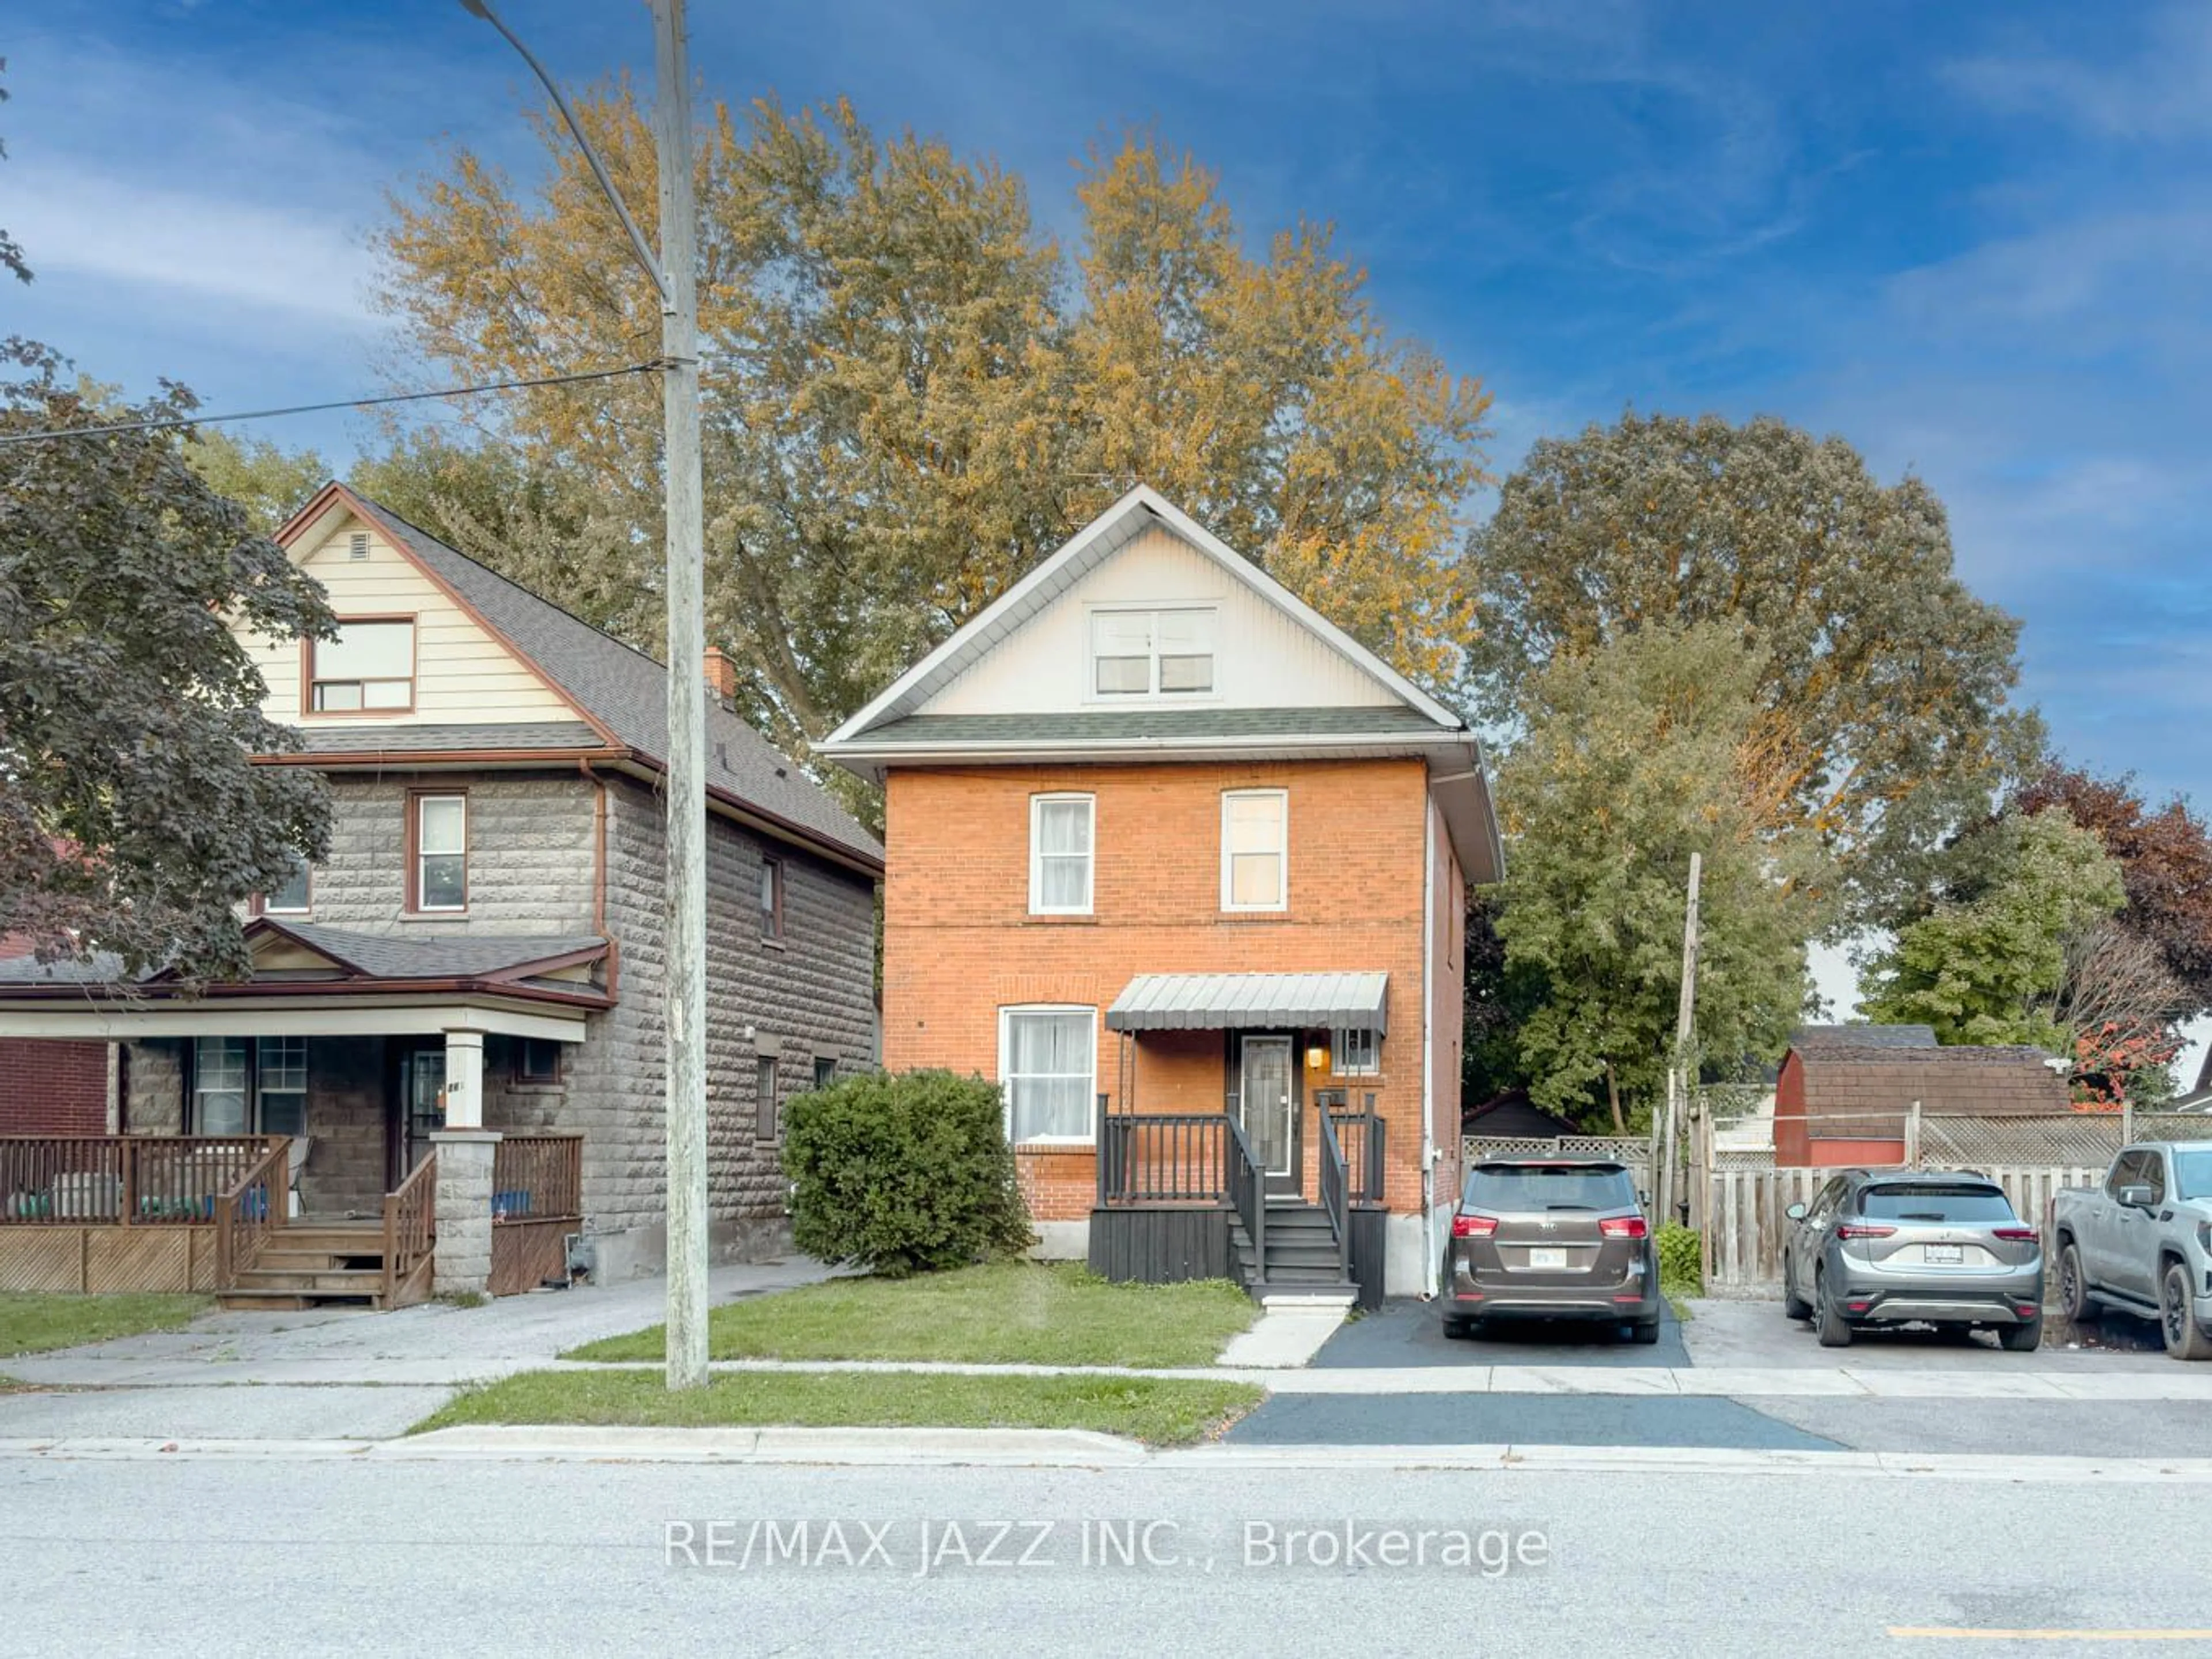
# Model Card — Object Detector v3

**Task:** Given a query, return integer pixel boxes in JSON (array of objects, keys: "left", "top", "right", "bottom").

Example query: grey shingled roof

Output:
[
  {"left": 1790, "top": 1024, "right": 1938, "bottom": 1051},
  {"left": 1107, "top": 971, "right": 1389, "bottom": 1033},
  {"left": 0, "top": 950, "right": 122, "bottom": 984},
  {"left": 339, "top": 494, "right": 882, "bottom": 868},
  {"left": 287, "top": 721, "right": 605, "bottom": 755},
  {"left": 852, "top": 706, "right": 1459, "bottom": 748},
  {"left": 274, "top": 923, "right": 605, "bottom": 981}
]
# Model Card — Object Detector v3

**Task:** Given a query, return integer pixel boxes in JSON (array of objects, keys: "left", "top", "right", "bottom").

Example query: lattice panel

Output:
[
  {"left": 0, "top": 1230, "right": 84, "bottom": 1293},
  {"left": 1916, "top": 1114, "right": 2124, "bottom": 1169},
  {"left": 85, "top": 1229, "right": 193, "bottom": 1294}
]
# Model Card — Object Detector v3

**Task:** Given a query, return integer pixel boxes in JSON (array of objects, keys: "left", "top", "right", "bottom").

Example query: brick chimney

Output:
[{"left": 702, "top": 646, "right": 739, "bottom": 707}]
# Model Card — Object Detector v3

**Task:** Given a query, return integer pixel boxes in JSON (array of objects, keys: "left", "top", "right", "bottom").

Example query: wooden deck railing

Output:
[
  {"left": 1097, "top": 1108, "right": 1232, "bottom": 1206},
  {"left": 2, "top": 1135, "right": 278, "bottom": 1226},
  {"left": 492, "top": 1133, "right": 583, "bottom": 1222},
  {"left": 213, "top": 1138, "right": 290, "bottom": 1289},
  {"left": 382, "top": 1153, "right": 438, "bottom": 1305}
]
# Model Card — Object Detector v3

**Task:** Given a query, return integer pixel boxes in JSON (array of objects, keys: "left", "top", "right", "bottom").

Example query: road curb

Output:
[{"left": 6, "top": 1429, "right": 2212, "bottom": 1481}]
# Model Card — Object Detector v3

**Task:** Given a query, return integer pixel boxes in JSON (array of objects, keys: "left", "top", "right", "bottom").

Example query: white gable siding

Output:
[
  {"left": 241, "top": 516, "right": 573, "bottom": 726},
  {"left": 923, "top": 526, "right": 1399, "bottom": 716}
]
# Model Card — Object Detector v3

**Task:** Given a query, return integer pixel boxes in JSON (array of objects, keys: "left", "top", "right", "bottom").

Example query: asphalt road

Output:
[
  {"left": 6, "top": 1456, "right": 2205, "bottom": 1657},
  {"left": 1310, "top": 1297, "right": 1692, "bottom": 1368}
]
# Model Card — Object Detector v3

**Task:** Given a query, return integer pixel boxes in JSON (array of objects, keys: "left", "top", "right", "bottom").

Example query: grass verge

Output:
[
  {"left": 413, "top": 1368, "right": 1262, "bottom": 1447},
  {"left": 566, "top": 1260, "right": 1258, "bottom": 1368},
  {"left": 0, "top": 1293, "right": 213, "bottom": 1358}
]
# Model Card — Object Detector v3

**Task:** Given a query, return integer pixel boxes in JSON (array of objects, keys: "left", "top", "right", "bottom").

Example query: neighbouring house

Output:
[
  {"left": 819, "top": 485, "right": 1502, "bottom": 1304},
  {"left": 0, "top": 482, "right": 881, "bottom": 1304},
  {"left": 0, "top": 936, "right": 112, "bottom": 1135},
  {"left": 1462, "top": 1090, "right": 1582, "bottom": 1141},
  {"left": 1772, "top": 1024, "right": 2073, "bottom": 1166}
]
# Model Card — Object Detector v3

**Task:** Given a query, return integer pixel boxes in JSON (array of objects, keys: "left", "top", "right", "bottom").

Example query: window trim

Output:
[
  {"left": 302, "top": 613, "right": 418, "bottom": 718},
  {"left": 1219, "top": 787, "right": 1290, "bottom": 914},
  {"left": 812, "top": 1055, "right": 838, "bottom": 1092},
  {"left": 1330, "top": 1028, "right": 1380, "bottom": 1077},
  {"left": 406, "top": 789, "right": 469, "bottom": 914},
  {"left": 755, "top": 1052, "right": 780, "bottom": 1144},
  {"left": 997, "top": 1004, "right": 1098, "bottom": 1147},
  {"left": 189, "top": 1036, "right": 308, "bottom": 1137},
  {"left": 1083, "top": 604, "right": 1220, "bottom": 703},
  {"left": 259, "top": 853, "right": 313, "bottom": 917},
  {"left": 759, "top": 855, "right": 786, "bottom": 942},
  {"left": 1028, "top": 793, "right": 1096, "bottom": 916},
  {"left": 512, "top": 1036, "right": 563, "bottom": 1087}
]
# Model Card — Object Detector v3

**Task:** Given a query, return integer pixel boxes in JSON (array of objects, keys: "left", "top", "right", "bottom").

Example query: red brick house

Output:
[
  {"left": 820, "top": 486, "right": 1502, "bottom": 1302},
  {"left": 0, "top": 936, "right": 110, "bottom": 1135},
  {"left": 1774, "top": 1024, "right": 2073, "bottom": 1165}
]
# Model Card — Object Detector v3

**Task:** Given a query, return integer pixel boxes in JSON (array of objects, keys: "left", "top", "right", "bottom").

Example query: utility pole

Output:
[
  {"left": 458, "top": 0, "right": 707, "bottom": 1389},
  {"left": 1662, "top": 853, "right": 1703, "bottom": 1224},
  {"left": 653, "top": 0, "right": 709, "bottom": 1392}
]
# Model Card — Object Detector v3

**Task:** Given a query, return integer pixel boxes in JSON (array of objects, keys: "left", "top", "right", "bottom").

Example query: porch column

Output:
[
  {"left": 431, "top": 1130, "right": 499, "bottom": 1297},
  {"left": 441, "top": 1029, "right": 485, "bottom": 1130}
]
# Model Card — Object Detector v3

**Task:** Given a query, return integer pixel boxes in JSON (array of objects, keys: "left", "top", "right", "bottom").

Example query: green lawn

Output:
[
  {"left": 414, "top": 1368, "right": 1262, "bottom": 1446},
  {"left": 566, "top": 1261, "right": 1258, "bottom": 1368},
  {"left": 0, "top": 1293, "right": 212, "bottom": 1358}
]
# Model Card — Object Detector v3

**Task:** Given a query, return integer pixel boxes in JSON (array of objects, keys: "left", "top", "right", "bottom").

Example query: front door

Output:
[
  {"left": 1238, "top": 1035, "right": 1300, "bottom": 1198},
  {"left": 399, "top": 1047, "right": 446, "bottom": 1179}
]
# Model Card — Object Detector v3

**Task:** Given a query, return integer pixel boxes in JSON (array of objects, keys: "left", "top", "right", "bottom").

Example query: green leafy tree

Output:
[
  {"left": 1, "top": 59, "right": 28, "bottom": 285},
  {"left": 181, "top": 427, "right": 331, "bottom": 536},
  {"left": 1492, "top": 621, "right": 1833, "bottom": 1126},
  {"left": 0, "top": 341, "right": 334, "bottom": 982},
  {"left": 1468, "top": 412, "right": 2041, "bottom": 925},
  {"left": 1861, "top": 810, "right": 2126, "bottom": 1049}
]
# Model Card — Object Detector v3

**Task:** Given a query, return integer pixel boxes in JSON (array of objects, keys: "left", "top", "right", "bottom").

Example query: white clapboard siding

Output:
[
  {"left": 924, "top": 525, "right": 1400, "bottom": 715},
  {"left": 1702, "top": 1165, "right": 2107, "bottom": 1296},
  {"left": 240, "top": 516, "right": 573, "bottom": 727}
]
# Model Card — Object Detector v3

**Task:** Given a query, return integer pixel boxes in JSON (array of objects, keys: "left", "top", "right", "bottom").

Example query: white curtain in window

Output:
[
  {"left": 1003, "top": 1010, "right": 1094, "bottom": 1140},
  {"left": 1225, "top": 791, "right": 1285, "bottom": 907},
  {"left": 1033, "top": 798, "right": 1093, "bottom": 910},
  {"left": 194, "top": 1037, "right": 249, "bottom": 1135}
]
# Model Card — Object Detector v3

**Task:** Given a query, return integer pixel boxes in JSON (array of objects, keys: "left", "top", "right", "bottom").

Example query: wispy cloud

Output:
[
  {"left": 1945, "top": 5, "right": 2212, "bottom": 141},
  {"left": 11, "top": 168, "right": 380, "bottom": 323}
]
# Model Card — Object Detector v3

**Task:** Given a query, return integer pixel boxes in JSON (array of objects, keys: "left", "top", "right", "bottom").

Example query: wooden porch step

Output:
[{"left": 234, "top": 1267, "right": 387, "bottom": 1294}]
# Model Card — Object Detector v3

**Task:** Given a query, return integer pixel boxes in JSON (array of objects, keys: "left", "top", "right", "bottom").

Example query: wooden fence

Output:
[
  {"left": 488, "top": 1132, "right": 583, "bottom": 1297},
  {"left": 1702, "top": 1164, "right": 2107, "bottom": 1295}
]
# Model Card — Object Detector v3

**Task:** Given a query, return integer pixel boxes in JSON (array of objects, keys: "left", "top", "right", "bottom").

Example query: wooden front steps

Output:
[{"left": 217, "top": 1221, "right": 433, "bottom": 1312}]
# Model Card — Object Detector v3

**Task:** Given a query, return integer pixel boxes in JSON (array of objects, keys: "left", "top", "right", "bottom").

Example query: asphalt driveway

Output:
[{"left": 1309, "top": 1297, "right": 1691, "bottom": 1369}]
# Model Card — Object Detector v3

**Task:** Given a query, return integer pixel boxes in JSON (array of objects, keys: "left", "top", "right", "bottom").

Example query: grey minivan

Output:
[
  {"left": 1441, "top": 1158, "right": 1662, "bottom": 1343},
  {"left": 1782, "top": 1169, "right": 2045, "bottom": 1350}
]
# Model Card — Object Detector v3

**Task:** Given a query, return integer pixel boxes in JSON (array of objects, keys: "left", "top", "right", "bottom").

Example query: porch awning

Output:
[{"left": 1105, "top": 971, "right": 1388, "bottom": 1035}]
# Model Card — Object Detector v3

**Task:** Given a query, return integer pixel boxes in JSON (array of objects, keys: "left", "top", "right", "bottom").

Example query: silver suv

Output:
[{"left": 1782, "top": 1169, "right": 2045, "bottom": 1350}]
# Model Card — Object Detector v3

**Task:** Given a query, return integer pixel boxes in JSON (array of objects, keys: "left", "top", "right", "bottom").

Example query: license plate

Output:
[
  {"left": 1528, "top": 1247, "right": 1568, "bottom": 1269},
  {"left": 1924, "top": 1244, "right": 1963, "bottom": 1264}
]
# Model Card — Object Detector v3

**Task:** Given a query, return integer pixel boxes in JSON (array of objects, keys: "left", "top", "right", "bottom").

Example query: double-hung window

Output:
[
  {"left": 1029, "top": 794, "right": 1094, "bottom": 914},
  {"left": 998, "top": 1007, "right": 1096, "bottom": 1143},
  {"left": 412, "top": 794, "right": 468, "bottom": 912},
  {"left": 1090, "top": 608, "right": 1215, "bottom": 698},
  {"left": 1221, "top": 788, "right": 1288, "bottom": 911},
  {"left": 264, "top": 852, "right": 312, "bottom": 915},
  {"left": 309, "top": 618, "right": 415, "bottom": 712},
  {"left": 191, "top": 1036, "right": 306, "bottom": 1136}
]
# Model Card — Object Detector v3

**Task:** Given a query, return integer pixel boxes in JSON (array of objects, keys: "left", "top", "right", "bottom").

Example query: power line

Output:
[{"left": 0, "top": 360, "right": 667, "bottom": 446}]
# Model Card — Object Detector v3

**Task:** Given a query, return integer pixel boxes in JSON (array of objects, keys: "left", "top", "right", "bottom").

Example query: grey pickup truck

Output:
[{"left": 2049, "top": 1142, "right": 2212, "bottom": 1360}]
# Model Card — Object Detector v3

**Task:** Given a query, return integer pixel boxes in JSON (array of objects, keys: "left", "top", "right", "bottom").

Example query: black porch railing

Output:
[
  {"left": 1317, "top": 1108, "right": 1352, "bottom": 1283},
  {"left": 1096, "top": 1096, "right": 1233, "bottom": 1206},
  {"left": 1328, "top": 1111, "right": 1387, "bottom": 1206}
]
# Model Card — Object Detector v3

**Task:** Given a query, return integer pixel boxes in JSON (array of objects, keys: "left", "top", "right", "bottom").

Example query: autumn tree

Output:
[
  {"left": 1491, "top": 621, "right": 1832, "bottom": 1127},
  {"left": 1467, "top": 413, "right": 2041, "bottom": 925},
  {"left": 373, "top": 91, "right": 1490, "bottom": 752},
  {"left": 1860, "top": 810, "right": 2125, "bottom": 1051},
  {"left": 0, "top": 342, "right": 334, "bottom": 981},
  {"left": 2014, "top": 763, "right": 2212, "bottom": 1017}
]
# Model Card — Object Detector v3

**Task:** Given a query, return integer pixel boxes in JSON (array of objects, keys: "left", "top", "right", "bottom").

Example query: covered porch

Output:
[
  {"left": 0, "top": 921, "right": 605, "bottom": 1305},
  {"left": 1086, "top": 971, "right": 1392, "bottom": 1306}
]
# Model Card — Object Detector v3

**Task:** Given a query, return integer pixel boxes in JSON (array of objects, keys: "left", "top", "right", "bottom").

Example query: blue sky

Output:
[{"left": 6, "top": 0, "right": 2207, "bottom": 817}]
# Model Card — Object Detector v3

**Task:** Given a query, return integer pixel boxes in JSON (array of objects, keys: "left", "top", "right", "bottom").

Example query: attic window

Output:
[
  {"left": 1091, "top": 608, "right": 1215, "bottom": 698},
  {"left": 309, "top": 618, "right": 415, "bottom": 712}
]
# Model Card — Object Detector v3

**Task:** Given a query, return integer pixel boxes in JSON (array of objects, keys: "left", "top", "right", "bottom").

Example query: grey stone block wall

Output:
[
  {"left": 123, "top": 1039, "right": 184, "bottom": 1134},
  {"left": 303, "top": 774, "right": 597, "bottom": 936},
  {"left": 558, "top": 774, "right": 877, "bottom": 1270},
  {"left": 431, "top": 1132, "right": 497, "bottom": 1296}
]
